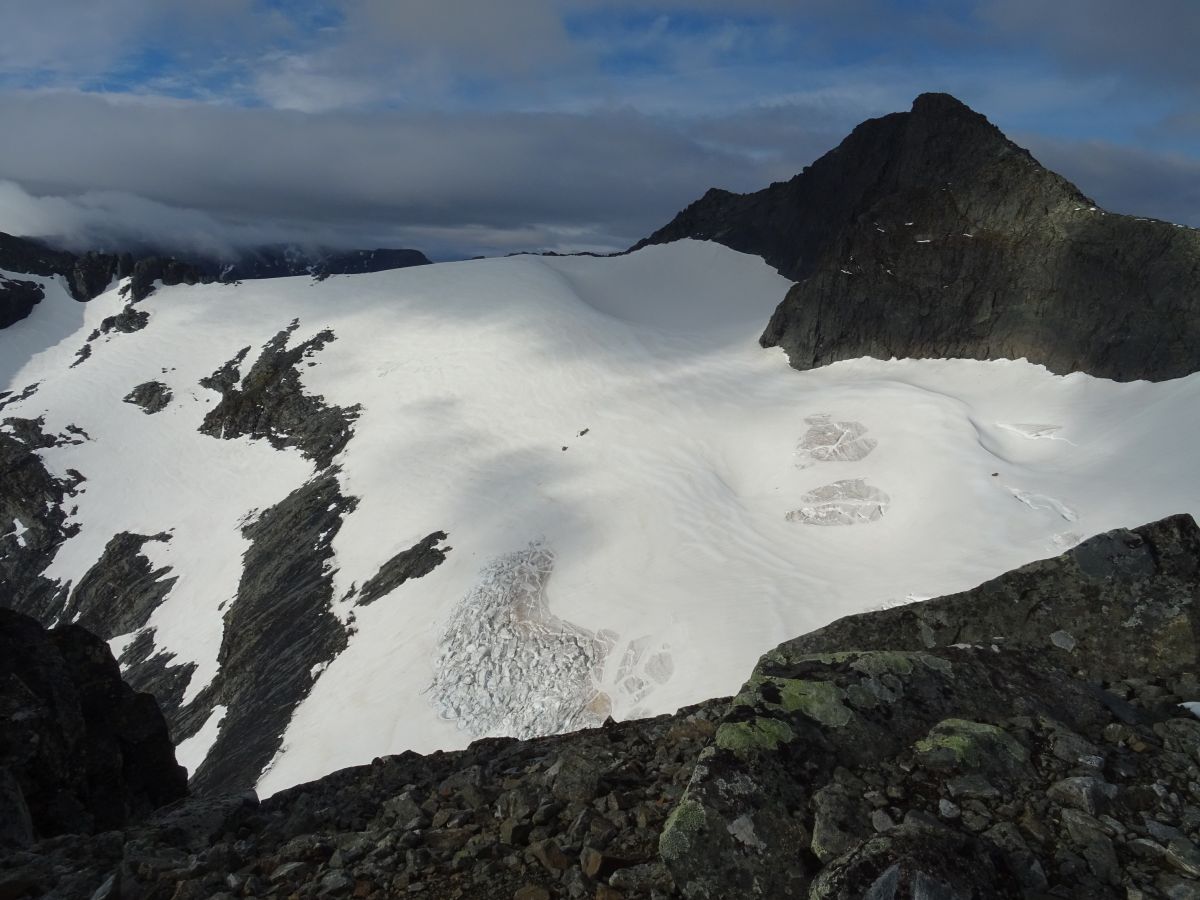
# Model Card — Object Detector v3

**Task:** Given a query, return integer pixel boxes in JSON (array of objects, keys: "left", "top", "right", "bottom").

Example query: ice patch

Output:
[
  {"left": 7, "top": 518, "right": 28, "bottom": 548},
  {"left": 794, "top": 414, "right": 877, "bottom": 469},
  {"left": 787, "top": 479, "right": 891, "bottom": 526},
  {"left": 611, "top": 635, "right": 675, "bottom": 707},
  {"left": 429, "top": 542, "right": 610, "bottom": 740},
  {"left": 175, "top": 704, "right": 227, "bottom": 776},
  {"left": 1008, "top": 488, "right": 1078, "bottom": 522}
]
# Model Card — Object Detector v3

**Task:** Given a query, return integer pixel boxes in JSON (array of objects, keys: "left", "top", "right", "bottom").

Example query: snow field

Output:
[{"left": 3, "top": 242, "right": 1199, "bottom": 795}]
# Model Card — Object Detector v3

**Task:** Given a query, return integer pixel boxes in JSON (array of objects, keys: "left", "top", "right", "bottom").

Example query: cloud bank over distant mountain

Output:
[{"left": 0, "top": 1, "right": 1196, "bottom": 258}]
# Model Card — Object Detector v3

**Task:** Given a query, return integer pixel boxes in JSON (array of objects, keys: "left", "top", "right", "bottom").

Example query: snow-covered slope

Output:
[{"left": 2, "top": 239, "right": 1198, "bottom": 796}]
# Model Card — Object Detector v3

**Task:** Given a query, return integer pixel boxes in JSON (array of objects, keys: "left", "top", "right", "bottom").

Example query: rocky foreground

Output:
[{"left": 4, "top": 514, "right": 1200, "bottom": 899}]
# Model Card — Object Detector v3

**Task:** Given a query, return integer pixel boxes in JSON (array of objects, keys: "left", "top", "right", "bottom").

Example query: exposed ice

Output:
[
  {"left": 794, "top": 414, "right": 877, "bottom": 469},
  {"left": 612, "top": 635, "right": 675, "bottom": 707},
  {"left": 175, "top": 704, "right": 227, "bottom": 776},
  {"left": 429, "top": 542, "right": 610, "bottom": 740},
  {"left": 787, "top": 479, "right": 891, "bottom": 526},
  {"left": 7, "top": 518, "right": 28, "bottom": 548},
  {"left": 1009, "top": 488, "right": 1078, "bottom": 522}
]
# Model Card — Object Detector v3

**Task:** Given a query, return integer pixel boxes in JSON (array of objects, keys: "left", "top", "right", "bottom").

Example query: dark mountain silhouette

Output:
[{"left": 637, "top": 93, "right": 1200, "bottom": 382}]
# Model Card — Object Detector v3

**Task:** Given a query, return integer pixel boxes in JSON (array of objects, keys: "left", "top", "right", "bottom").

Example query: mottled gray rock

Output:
[
  {"left": 199, "top": 321, "right": 359, "bottom": 469},
  {"left": 117, "top": 629, "right": 200, "bottom": 742},
  {"left": 658, "top": 517, "right": 1200, "bottom": 898},
  {"left": 122, "top": 381, "right": 173, "bottom": 414}
]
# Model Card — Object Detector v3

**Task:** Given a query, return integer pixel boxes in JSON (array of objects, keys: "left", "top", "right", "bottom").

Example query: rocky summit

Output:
[
  {"left": 4, "top": 514, "right": 1200, "bottom": 899},
  {"left": 637, "top": 93, "right": 1200, "bottom": 382}
]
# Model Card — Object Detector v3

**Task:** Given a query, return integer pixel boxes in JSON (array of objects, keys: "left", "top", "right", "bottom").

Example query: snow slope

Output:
[{"left": 2, "top": 240, "right": 1198, "bottom": 795}]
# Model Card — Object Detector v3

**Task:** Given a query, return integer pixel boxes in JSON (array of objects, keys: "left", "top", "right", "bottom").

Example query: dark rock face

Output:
[
  {"left": 0, "top": 276, "right": 44, "bottom": 329},
  {"left": 116, "top": 630, "right": 199, "bottom": 741},
  {"left": 356, "top": 531, "right": 450, "bottom": 606},
  {"left": 0, "top": 232, "right": 78, "bottom": 281},
  {"left": 0, "top": 418, "right": 82, "bottom": 622},
  {"left": 0, "top": 231, "right": 208, "bottom": 308},
  {"left": 0, "top": 234, "right": 132, "bottom": 305},
  {"left": 639, "top": 93, "right": 1200, "bottom": 382},
  {"left": 220, "top": 245, "right": 431, "bottom": 281},
  {"left": 123, "top": 256, "right": 209, "bottom": 303},
  {"left": 61, "top": 532, "right": 176, "bottom": 640},
  {"left": 199, "top": 322, "right": 360, "bottom": 469},
  {"left": 95, "top": 305, "right": 150, "bottom": 336},
  {"left": 122, "top": 380, "right": 173, "bottom": 414},
  {"left": 0, "top": 608, "right": 187, "bottom": 847},
  {"left": 188, "top": 472, "right": 356, "bottom": 795}
]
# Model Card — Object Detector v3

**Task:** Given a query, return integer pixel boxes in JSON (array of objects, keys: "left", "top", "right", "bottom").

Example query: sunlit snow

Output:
[{"left": 2, "top": 241, "right": 1199, "bottom": 796}]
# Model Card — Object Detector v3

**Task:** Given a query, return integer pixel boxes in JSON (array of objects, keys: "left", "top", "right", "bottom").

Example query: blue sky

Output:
[{"left": 0, "top": 0, "right": 1196, "bottom": 258}]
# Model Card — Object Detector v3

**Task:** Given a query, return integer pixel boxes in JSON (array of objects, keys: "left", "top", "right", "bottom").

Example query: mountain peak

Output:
[
  {"left": 633, "top": 93, "right": 1086, "bottom": 282},
  {"left": 637, "top": 93, "right": 1199, "bottom": 382},
  {"left": 910, "top": 90, "right": 976, "bottom": 116}
]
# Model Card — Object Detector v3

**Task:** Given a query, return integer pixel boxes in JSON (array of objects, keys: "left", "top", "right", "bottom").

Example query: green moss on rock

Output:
[
  {"left": 914, "top": 718, "right": 1028, "bottom": 771},
  {"left": 659, "top": 797, "right": 707, "bottom": 861},
  {"left": 715, "top": 717, "right": 795, "bottom": 755},
  {"left": 772, "top": 679, "right": 853, "bottom": 727}
]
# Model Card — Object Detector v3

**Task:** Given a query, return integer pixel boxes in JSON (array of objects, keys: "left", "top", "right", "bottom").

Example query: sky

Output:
[{"left": 0, "top": 0, "right": 1197, "bottom": 260}]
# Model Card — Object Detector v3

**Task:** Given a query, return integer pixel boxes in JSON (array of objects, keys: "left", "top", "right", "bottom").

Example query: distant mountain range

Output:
[{"left": 0, "top": 235, "right": 430, "bottom": 326}]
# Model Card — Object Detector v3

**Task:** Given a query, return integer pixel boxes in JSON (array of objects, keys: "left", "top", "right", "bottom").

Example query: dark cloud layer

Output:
[
  {"left": 0, "top": 2, "right": 1196, "bottom": 258},
  {"left": 0, "top": 91, "right": 843, "bottom": 258}
]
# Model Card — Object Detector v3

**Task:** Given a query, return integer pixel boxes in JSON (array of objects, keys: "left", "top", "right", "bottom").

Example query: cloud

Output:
[
  {"left": 977, "top": 0, "right": 1200, "bottom": 92},
  {"left": 0, "top": 90, "right": 838, "bottom": 258},
  {"left": 0, "top": 4, "right": 1194, "bottom": 259}
]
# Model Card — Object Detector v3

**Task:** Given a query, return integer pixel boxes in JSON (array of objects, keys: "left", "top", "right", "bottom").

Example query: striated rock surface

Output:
[
  {"left": 0, "top": 608, "right": 186, "bottom": 848},
  {"left": 199, "top": 321, "right": 360, "bottom": 469},
  {"left": 0, "top": 418, "right": 83, "bottom": 622},
  {"left": 638, "top": 93, "right": 1200, "bottom": 382},
  {"left": 4, "top": 515, "right": 1200, "bottom": 899},
  {"left": 186, "top": 472, "right": 357, "bottom": 796},
  {"left": 61, "top": 532, "right": 177, "bottom": 640},
  {"left": 356, "top": 531, "right": 450, "bottom": 607}
]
